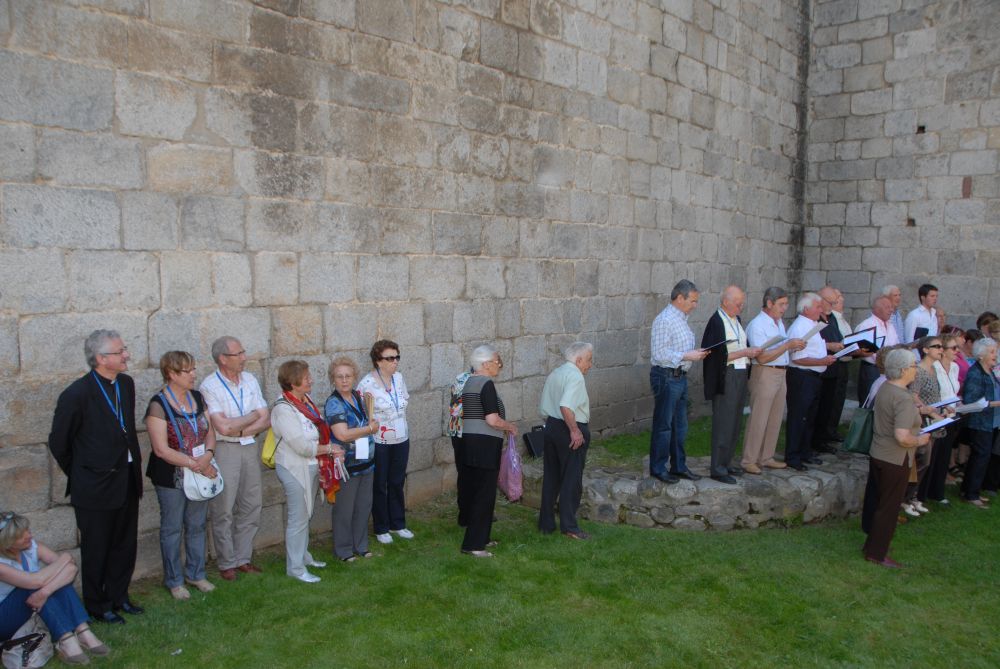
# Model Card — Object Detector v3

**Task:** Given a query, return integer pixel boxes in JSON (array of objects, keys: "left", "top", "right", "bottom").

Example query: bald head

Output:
[
  {"left": 818, "top": 286, "right": 837, "bottom": 316},
  {"left": 720, "top": 285, "right": 746, "bottom": 317}
]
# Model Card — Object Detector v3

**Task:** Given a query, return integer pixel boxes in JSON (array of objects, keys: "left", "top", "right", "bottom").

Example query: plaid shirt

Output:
[{"left": 651, "top": 303, "right": 695, "bottom": 370}]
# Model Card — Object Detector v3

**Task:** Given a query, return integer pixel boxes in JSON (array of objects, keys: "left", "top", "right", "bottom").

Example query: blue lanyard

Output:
[
  {"left": 91, "top": 372, "right": 125, "bottom": 433},
  {"left": 720, "top": 310, "right": 744, "bottom": 344},
  {"left": 376, "top": 371, "right": 399, "bottom": 413},
  {"left": 159, "top": 390, "right": 200, "bottom": 454},
  {"left": 215, "top": 371, "right": 244, "bottom": 416},
  {"left": 343, "top": 392, "right": 366, "bottom": 423}
]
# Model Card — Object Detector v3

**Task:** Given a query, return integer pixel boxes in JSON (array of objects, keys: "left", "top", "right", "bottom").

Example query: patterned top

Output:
[
  {"left": 145, "top": 391, "right": 211, "bottom": 489},
  {"left": 651, "top": 303, "right": 696, "bottom": 370},
  {"left": 356, "top": 371, "right": 409, "bottom": 444},
  {"left": 324, "top": 391, "right": 375, "bottom": 475}
]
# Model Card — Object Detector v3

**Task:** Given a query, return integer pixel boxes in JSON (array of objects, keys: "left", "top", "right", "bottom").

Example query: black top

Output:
[
  {"left": 48, "top": 372, "right": 143, "bottom": 510},
  {"left": 457, "top": 378, "right": 505, "bottom": 470},
  {"left": 145, "top": 391, "right": 209, "bottom": 488},
  {"left": 701, "top": 311, "right": 744, "bottom": 400},
  {"left": 818, "top": 314, "right": 842, "bottom": 379}
]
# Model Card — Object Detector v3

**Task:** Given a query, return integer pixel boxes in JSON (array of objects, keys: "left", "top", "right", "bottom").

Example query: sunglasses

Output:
[
  {"left": 0, "top": 512, "right": 14, "bottom": 531},
  {"left": 380, "top": 355, "right": 401, "bottom": 362},
  {"left": 925, "top": 344, "right": 943, "bottom": 349}
]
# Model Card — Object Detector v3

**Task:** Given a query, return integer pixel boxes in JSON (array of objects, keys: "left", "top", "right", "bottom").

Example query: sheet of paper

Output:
[
  {"left": 833, "top": 342, "right": 860, "bottom": 359},
  {"left": 929, "top": 398, "right": 960, "bottom": 409},
  {"left": 239, "top": 436, "right": 256, "bottom": 445},
  {"left": 802, "top": 322, "right": 826, "bottom": 340},
  {"left": 703, "top": 338, "right": 736, "bottom": 351},
  {"left": 355, "top": 436, "right": 370, "bottom": 460},
  {"left": 761, "top": 335, "right": 786, "bottom": 350},
  {"left": 192, "top": 443, "right": 206, "bottom": 458},
  {"left": 843, "top": 327, "right": 876, "bottom": 346},
  {"left": 955, "top": 397, "right": 989, "bottom": 414},
  {"left": 920, "top": 417, "right": 958, "bottom": 434}
]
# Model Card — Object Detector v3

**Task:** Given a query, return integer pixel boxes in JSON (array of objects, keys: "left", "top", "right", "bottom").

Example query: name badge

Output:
[
  {"left": 192, "top": 443, "right": 206, "bottom": 458},
  {"left": 355, "top": 436, "right": 370, "bottom": 460},
  {"left": 239, "top": 436, "right": 256, "bottom": 446},
  {"left": 734, "top": 361, "right": 747, "bottom": 370}
]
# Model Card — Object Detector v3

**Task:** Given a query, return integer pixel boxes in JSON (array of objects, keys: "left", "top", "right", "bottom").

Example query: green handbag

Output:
[{"left": 843, "top": 405, "right": 874, "bottom": 454}]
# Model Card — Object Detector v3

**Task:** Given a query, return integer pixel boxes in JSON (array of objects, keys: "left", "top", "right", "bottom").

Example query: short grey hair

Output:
[
  {"left": 84, "top": 329, "right": 122, "bottom": 369},
  {"left": 884, "top": 348, "right": 916, "bottom": 380},
  {"left": 762, "top": 286, "right": 787, "bottom": 308},
  {"left": 972, "top": 337, "right": 998, "bottom": 361},
  {"left": 670, "top": 279, "right": 698, "bottom": 301},
  {"left": 796, "top": 292, "right": 821, "bottom": 313},
  {"left": 469, "top": 344, "right": 498, "bottom": 372},
  {"left": 881, "top": 284, "right": 899, "bottom": 296},
  {"left": 564, "top": 342, "right": 593, "bottom": 363},
  {"left": 211, "top": 336, "right": 241, "bottom": 364}
]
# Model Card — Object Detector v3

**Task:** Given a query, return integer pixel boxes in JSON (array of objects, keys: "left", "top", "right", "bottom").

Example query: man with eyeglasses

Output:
[
  {"left": 198, "top": 336, "right": 270, "bottom": 581},
  {"left": 48, "top": 329, "right": 144, "bottom": 624},
  {"left": 812, "top": 286, "right": 848, "bottom": 454}
]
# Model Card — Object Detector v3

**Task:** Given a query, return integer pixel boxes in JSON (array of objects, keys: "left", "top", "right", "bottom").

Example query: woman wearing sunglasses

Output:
[{"left": 357, "top": 340, "right": 413, "bottom": 545}]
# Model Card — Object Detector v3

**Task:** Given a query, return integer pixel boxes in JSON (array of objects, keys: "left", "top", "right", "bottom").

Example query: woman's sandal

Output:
[
  {"left": 461, "top": 549, "right": 494, "bottom": 558},
  {"left": 75, "top": 626, "right": 110, "bottom": 657},
  {"left": 341, "top": 555, "right": 358, "bottom": 563},
  {"left": 359, "top": 551, "right": 373, "bottom": 558},
  {"left": 57, "top": 634, "right": 90, "bottom": 665}
]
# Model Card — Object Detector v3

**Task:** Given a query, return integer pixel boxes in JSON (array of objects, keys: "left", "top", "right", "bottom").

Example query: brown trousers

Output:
[
  {"left": 741, "top": 365, "right": 786, "bottom": 467},
  {"left": 862, "top": 456, "right": 910, "bottom": 561}
]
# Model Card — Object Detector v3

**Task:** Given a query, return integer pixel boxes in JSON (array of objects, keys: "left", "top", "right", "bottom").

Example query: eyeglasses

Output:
[
  {"left": 926, "top": 344, "right": 943, "bottom": 349},
  {"left": 0, "top": 512, "right": 14, "bottom": 531},
  {"left": 221, "top": 350, "right": 247, "bottom": 357},
  {"left": 380, "top": 355, "right": 401, "bottom": 362},
  {"left": 100, "top": 347, "right": 128, "bottom": 357}
]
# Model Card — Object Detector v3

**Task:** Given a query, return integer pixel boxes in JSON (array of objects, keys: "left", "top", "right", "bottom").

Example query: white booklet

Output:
[
  {"left": 955, "top": 397, "right": 989, "bottom": 414},
  {"left": 833, "top": 343, "right": 860, "bottom": 359},
  {"left": 920, "top": 416, "right": 958, "bottom": 434},
  {"left": 761, "top": 335, "right": 787, "bottom": 350},
  {"left": 843, "top": 327, "right": 876, "bottom": 346}
]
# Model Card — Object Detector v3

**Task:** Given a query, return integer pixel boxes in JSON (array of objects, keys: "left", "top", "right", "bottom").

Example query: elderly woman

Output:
[
  {"left": 1, "top": 512, "right": 108, "bottom": 664},
  {"left": 272, "top": 360, "right": 343, "bottom": 582},
  {"left": 457, "top": 345, "right": 519, "bottom": 557},
  {"left": 961, "top": 338, "right": 1000, "bottom": 508},
  {"left": 904, "top": 337, "right": 950, "bottom": 516},
  {"left": 145, "top": 351, "right": 218, "bottom": 601},
  {"left": 324, "top": 357, "right": 379, "bottom": 562},
  {"left": 921, "top": 333, "right": 964, "bottom": 506},
  {"left": 862, "top": 349, "right": 929, "bottom": 568},
  {"left": 357, "top": 340, "right": 413, "bottom": 545}
]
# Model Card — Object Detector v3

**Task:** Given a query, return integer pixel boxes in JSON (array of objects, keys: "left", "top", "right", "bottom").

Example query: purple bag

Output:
[{"left": 497, "top": 432, "right": 523, "bottom": 502}]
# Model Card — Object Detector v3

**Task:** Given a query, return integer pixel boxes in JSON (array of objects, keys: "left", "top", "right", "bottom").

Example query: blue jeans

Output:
[
  {"left": 649, "top": 367, "right": 689, "bottom": 476},
  {"left": 373, "top": 440, "right": 409, "bottom": 533},
  {"left": 0, "top": 584, "right": 88, "bottom": 641},
  {"left": 155, "top": 485, "right": 208, "bottom": 588}
]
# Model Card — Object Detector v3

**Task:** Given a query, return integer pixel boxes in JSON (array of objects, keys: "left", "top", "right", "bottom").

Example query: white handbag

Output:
[
  {"left": 1, "top": 614, "right": 53, "bottom": 669},
  {"left": 183, "top": 458, "right": 224, "bottom": 501}
]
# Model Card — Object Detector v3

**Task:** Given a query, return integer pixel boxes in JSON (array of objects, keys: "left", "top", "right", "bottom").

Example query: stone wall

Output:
[
  {"left": 803, "top": 0, "right": 1000, "bottom": 326},
  {"left": 1, "top": 0, "right": 810, "bottom": 574}
]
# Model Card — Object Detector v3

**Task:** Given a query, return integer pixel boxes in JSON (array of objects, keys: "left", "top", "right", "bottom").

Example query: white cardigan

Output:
[{"left": 272, "top": 400, "right": 320, "bottom": 517}]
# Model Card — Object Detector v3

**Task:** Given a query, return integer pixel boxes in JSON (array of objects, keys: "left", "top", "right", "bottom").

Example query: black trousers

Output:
[
  {"left": 814, "top": 363, "right": 848, "bottom": 445},
  {"left": 857, "top": 361, "right": 879, "bottom": 405},
  {"left": 962, "top": 429, "right": 997, "bottom": 501},
  {"left": 74, "top": 478, "right": 139, "bottom": 615},
  {"left": 538, "top": 417, "right": 590, "bottom": 534},
  {"left": 461, "top": 466, "right": 499, "bottom": 552},
  {"left": 862, "top": 456, "right": 910, "bottom": 561},
  {"left": 452, "top": 437, "right": 469, "bottom": 527},
  {"left": 785, "top": 368, "right": 822, "bottom": 466},
  {"left": 919, "top": 420, "right": 961, "bottom": 502}
]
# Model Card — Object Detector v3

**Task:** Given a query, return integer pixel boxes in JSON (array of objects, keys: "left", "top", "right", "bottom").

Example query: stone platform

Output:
[{"left": 521, "top": 451, "right": 870, "bottom": 531}]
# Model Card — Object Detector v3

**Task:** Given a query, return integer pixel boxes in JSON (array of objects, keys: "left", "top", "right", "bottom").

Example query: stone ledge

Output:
[{"left": 522, "top": 452, "right": 870, "bottom": 531}]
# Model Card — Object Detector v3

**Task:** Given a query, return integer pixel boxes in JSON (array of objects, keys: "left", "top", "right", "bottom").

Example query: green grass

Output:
[{"left": 102, "top": 484, "right": 1000, "bottom": 668}]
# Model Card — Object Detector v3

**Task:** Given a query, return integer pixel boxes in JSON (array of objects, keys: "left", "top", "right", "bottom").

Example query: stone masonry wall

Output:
[
  {"left": 0, "top": 0, "right": 808, "bottom": 575},
  {"left": 803, "top": 0, "right": 1000, "bottom": 326}
]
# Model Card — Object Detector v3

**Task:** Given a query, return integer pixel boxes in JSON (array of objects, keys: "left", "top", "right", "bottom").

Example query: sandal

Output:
[
  {"left": 185, "top": 579, "right": 216, "bottom": 593},
  {"left": 359, "top": 551, "right": 373, "bottom": 558},
  {"left": 461, "top": 549, "right": 494, "bottom": 558},
  {"left": 341, "top": 555, "right": 358, "bottom": 563},
  {"left": 75, "top": 626, "right": 110, "bottom": 657},
  {"left": 169, "top": 585, "right": 191, "bottom": 600},
  {"left": 57, "top": 634, "right": 90, "bottom": 665}
]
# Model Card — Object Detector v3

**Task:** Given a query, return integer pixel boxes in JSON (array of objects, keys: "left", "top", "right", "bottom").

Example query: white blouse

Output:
[
  {"left": 356, "top": 371, "right": 409, "bottom": 444},
  {"left": 933, "top": 360, "right": 960, "bottom": 403}
]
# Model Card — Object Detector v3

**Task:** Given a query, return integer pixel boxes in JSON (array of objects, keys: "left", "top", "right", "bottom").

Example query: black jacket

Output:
[
  {"left": 701, "top": 311, "right": 746, "bottom": 400},
  {"left": 48, "top": 372, "right": 143, "bottom": 510}
]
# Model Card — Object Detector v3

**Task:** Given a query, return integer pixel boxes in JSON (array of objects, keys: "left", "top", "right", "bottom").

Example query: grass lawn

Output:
[{"left": 101, "top": 420, "right": 1000, "bottom": 668}]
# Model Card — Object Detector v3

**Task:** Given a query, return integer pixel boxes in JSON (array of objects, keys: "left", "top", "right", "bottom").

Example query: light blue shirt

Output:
[{"left": 539, "top": 362, "right": 590, "bottom": 424}]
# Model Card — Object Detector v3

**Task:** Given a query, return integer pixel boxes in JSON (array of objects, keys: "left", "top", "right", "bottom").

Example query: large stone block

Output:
[
  {"left": 329, "top": 68, "right": 411, "bottom": 115},
  {"left": 19, "top": 311, "right": 149, "bottom": 376},
  {"left": 205, "top": 88, "right": 300, "bottom": 153},
  {"left": 271, "top": 306, "right": 324, "bottom": 356},
  {"left": 0, "top": 50, "right": 114, "bottom": 131},
  {"left": 149, "top": 0, "right": 250, "bottom": 42},
  {"left": 68, "top": 251, "right": 160, "bottom": 312},
  {"left": 122, "top": 192, "right": 178, "bottom": 250},
  {"left": 235, "top": 149, "right": 324, "bottom": 200},
  {"left": 0, "top": 315, "right": 17, "bottom": 376},
  {"left": 432, "top": 213, "right": 484, "bottom": 255},
  {"left": 377, "top": 303, "right": 425, "bottom": 346},
  {"left": 380, "top": 209, "right": 432, "bottom": 254},
  {"left": 160, "top": 251, "right": 214, "bottom": 309},
  {"left": 253, "top": 252, "right": 299, "bottom": 306},
  {"left": 466, "top": 258, "right": 506, "bottom": 298},
  {"left": 0, "top": 249, "right": 67, "bottom": 314},
  {"left": 357, "top": 256, "right": 409, "bottom": 302},
  {"left": 324, "top": 304, "right": 378, "bottom": 352},
  {"left": 452, "top": 300, "right": 497, "bottom": 342},
  {"left": 521, "top": 300, "right": 563, "bottom": 335},
  {"left": 2, "top": 185, "right": 120, "bottom": 250},
  {"left": 147, "top": 144, "right": 233, "bottom": 194},
  {"left": 358, "top": 0, "right": 414, "bottom": 42},
  {"left": 116, "top": 71, "right": 197, "bottom": 141},
  {"left": 409, "top": 257, "right": 466, "bottom": 300},
  {"left": 0, "top": 444, "right": 50, "bottom": 513},
  {"left": 299, "top": 253, "right": 356, "bottom": 304},
  {"left": 211, "top": 254, "right": 253, "bottom": 307},
  {"left": 127, "top": 21, "right": 214, "bottom": 82},
  {"left": 249, "top": 6, "right": 351, "bottom": 63},
  {"left": 180, "top": 196, "right": 245, "bottom": 252},
  {"left": 0, "top": 123, "right": 34, "bottom": 181},
  {"left": 481, "top": 19, "right": 518, "bottom": 72},
  {"left": 300, "top": 0, "right": 355, "bottom": 28},
  {"left": 196, "top": 308, "right": 271, "bottom": 363}
]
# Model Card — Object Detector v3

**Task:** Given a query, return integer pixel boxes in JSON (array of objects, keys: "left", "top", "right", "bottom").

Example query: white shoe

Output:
[
  {"left": 376, "top": 533, "right": 393, "bottom": 544},
  {"left": 902, "top": 503, "right": 920, "bottom": 517},
  {"left": 391, "top": 528, "right": 415, "bottom": 540},
  {"left": 307, "top": 560, "right": 327, "bottom": 568},
  {"left": 292, "top": 571, "right": 320, "bottom": 583},
  {"left": 913, "top": 501, "right": 930, "bottom": 514}
]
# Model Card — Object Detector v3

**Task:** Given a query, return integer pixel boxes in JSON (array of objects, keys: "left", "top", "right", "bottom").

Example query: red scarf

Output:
[{"left": 283, "top": 391, "right": 340, "bottom": 502}]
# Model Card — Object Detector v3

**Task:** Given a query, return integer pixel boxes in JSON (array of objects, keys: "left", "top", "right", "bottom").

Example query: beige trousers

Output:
[
  {"left": 208, "top": 441, "right": 263, "bottom": 570},
  {"left": 741, "top": 365, "right": 787, "bottom": 467}
]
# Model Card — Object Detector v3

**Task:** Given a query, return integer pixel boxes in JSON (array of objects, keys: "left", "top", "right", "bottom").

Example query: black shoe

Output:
[
  {"left": 728, "top": 467, "right": 744, "bottom": 476},
  {"left": 712, "top": 475, "right": 738, "bottom": 484},
  {"left": 830, "top": 433, "right": 845, "bottom": 443},
  {"left": 814, "top": 444, "right": 838, "bottom": 454},
  {"left": 675, "top": 470, "right": 701, "bottom": 481},
  {"left": 788, "top": 462, "right": 808, "bottom": 471},
  {"left": 806, "top": 457, "right": 823, "bottom": 465},
  {"left": 91, "top": 610, "right": 126, "bottom": 625},
  {"left": 116, "top": 600, "right": 145, "bottom": 615},
  {"left": 653, "top": 472, "right": 680, "bottom": 484}
]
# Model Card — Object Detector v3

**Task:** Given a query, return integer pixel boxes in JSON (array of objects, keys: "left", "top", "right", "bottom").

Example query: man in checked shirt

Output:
[{"left": 648, "top": 280, "right": 710, "bottom": 484}]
